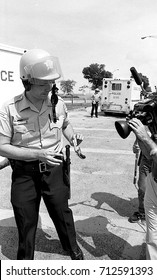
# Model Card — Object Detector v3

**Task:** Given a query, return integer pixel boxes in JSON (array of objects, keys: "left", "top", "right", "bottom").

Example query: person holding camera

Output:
[
  {"left": 128, "top": 118, "right": 157, "bottom": 259},
  {"left": 129, "top": 138, "right": 152, "bottom": 223},
  {"left": 0, "top": 48, "right": 84, "bottom": 260}
]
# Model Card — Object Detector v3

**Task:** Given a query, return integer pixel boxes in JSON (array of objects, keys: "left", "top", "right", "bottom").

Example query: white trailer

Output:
[
  {"left": 100, "top": 78, "right": 142, "bottom": 115},
  {"left": 0, "top": 43, "right": 25, "bottom": 104},
  {"left": 0, "top": 44, "right": 24, "bottom": 162}
]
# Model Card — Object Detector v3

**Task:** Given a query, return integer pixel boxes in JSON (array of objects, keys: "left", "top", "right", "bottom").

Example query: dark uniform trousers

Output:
[
  {"left": 91, "top": 102, "right": 99, "bottom": 117},
  {"left": 10, "top": 160, "right": 77, "bottom": 260}
]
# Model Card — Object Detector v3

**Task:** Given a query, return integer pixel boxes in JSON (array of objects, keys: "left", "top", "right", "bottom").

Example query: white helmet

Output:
[{"left": 20, "top": 49, "right": 62, "bottom": 84}]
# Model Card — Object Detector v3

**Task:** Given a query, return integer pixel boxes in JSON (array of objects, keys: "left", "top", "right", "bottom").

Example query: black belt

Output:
[{"left": 9, "top": 159, "right": 53, "bottom": 173}]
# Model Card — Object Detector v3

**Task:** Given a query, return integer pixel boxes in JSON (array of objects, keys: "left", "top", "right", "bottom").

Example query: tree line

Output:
[{"left": 59, "top": 63, "right": 151, "bottom": 94}]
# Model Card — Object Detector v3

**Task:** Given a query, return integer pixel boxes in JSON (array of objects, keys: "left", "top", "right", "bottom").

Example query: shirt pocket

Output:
[
  {"left": 13, "top": 123, "right": 36, "bottom": 146},
  {"left": 49, "top": 121, "right": 62, "bottom": 141}
]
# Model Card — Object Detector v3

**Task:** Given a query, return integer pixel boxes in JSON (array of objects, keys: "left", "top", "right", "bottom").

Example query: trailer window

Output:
[{"left": 112, "top": 83, "right": 122, "bottom": 90}]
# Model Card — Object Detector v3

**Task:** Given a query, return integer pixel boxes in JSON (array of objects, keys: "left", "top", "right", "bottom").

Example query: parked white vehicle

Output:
[
  {"left": 0, "top": 43, "right": 25, "bottom": 104},
  {"left": 100, "top": 78, "right": 142, "bottom": 115},
  {"left": 0, "top": 44, "right": 25, "bottom": 162}
]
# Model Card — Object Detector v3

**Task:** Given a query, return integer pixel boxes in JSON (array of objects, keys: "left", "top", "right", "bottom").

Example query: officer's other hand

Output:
[
  {"left": 71, "top": 133, "right": 84, "bottom": 148},
  {"left": 71, "top": 133, "right": 86, "bottom": 159}
]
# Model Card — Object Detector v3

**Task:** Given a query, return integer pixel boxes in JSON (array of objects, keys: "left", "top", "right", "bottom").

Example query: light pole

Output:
[
  {"left": 141, "top": 35, "right": 157, "bottom": 40},
  {"left": 141, "top": 35, "right": 157, "bottom": 91},
  {"left": 86, "top": 75, "right": 92, "bottom": 93},
  {"left": 112, "top": 68, "right": 119, "bottom": 79}
]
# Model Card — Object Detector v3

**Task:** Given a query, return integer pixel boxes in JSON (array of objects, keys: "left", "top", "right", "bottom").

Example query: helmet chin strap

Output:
[{"left": 22, "top": 80, "right": 32, "bottom": 91}]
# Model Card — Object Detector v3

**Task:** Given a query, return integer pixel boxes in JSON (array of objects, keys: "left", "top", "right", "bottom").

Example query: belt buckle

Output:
[{"left": 39, "top": 162, "right": 47, "bottom": 173}]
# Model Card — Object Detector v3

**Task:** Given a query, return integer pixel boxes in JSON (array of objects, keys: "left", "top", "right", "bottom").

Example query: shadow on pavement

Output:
[
  {"left": 0, "top": 214, "right": 145, "bottom": 260},
  {"left": 70, "top": 192, "right": 138, "bottom": 218},
  {"left": 75, "top": 215, "right": 146, "bottom": 260},
  {"left": 91, "top": 192, "right": 138, "bottom": 217},
  {"left": 0, "top": 216, "right": 64, "bottom": 260}
]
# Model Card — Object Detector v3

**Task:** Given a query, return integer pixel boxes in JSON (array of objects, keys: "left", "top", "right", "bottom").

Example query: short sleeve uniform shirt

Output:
[{"left": 0, "top": 92, "right": 70, "bottom": 153}]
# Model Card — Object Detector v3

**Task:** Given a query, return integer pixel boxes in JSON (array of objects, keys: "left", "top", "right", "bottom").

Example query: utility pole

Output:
[
  {"left": 112, "top": 68, "right": 119, "bottom": 79},
  {"left": 141, "top": 35, "right": 157, "bottom": 40}
]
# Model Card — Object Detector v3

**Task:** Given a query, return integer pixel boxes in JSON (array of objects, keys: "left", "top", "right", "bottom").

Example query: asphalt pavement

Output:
[{"left": 0, "top": 106, "right": 146, "bottom": 260}]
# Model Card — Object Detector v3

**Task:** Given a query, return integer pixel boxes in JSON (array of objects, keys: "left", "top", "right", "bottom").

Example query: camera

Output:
[
  {"left": 115, "top": 66, "right": 157, "bottom": 139},
  {"left": 115, "top": 98, "right": 157, "bottom": 139}
]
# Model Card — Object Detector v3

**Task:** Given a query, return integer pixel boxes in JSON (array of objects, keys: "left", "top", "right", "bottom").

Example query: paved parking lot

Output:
[{"left": 0, "top": 107, "right": 146, "bottom": 260}]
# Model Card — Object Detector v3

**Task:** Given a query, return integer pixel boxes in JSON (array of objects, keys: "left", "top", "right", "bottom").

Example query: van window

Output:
[{"left": 112, "top": 83, "right": 122, "bottom": 90}]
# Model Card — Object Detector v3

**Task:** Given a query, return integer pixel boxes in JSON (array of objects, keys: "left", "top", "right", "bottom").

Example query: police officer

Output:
[
  {"left": 0, "top": 49, "right": 84, "bottom": 260},
  {"left": 91, "top": 88, "right": 101, "bottom": 118}
]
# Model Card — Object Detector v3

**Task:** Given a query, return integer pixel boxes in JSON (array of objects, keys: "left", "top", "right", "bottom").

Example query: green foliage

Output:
[
  {"left": 82, "top": 63, "right": 112, "bottom": 89},
  {"left": 139, "top": 73, "right": 151, "bottom": 91},
  {"left": 130, "top": 72, "right": 151, "bottom": 91},
  {"left": 60, "top": 79, "right": 76, "bottom": 94}
]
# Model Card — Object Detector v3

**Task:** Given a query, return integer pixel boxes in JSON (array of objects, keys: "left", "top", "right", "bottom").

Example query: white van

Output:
[
  {"left": 0, "top": 43, "right": 24, "bottom": 104},
  {"left": 100, "top": 78, "right": 142, "bottom": 115},
  {"left": 0, "top": 44, "right": 24, "bottom": 163}
]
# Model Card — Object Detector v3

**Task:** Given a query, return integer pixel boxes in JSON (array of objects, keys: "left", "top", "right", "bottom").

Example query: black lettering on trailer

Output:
[{"left": 0, "top": 70, "right": 14, "bottom": 81}]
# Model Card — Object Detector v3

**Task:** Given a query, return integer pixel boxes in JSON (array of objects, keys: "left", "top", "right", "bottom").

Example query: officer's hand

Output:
[{"left": 39, "top": 151, "right": 64, "bottom": 166}]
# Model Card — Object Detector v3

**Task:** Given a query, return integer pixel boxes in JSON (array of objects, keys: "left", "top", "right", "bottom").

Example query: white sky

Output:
[{"left": 1, "top": 0, "right": 157, "bottom": 90}]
